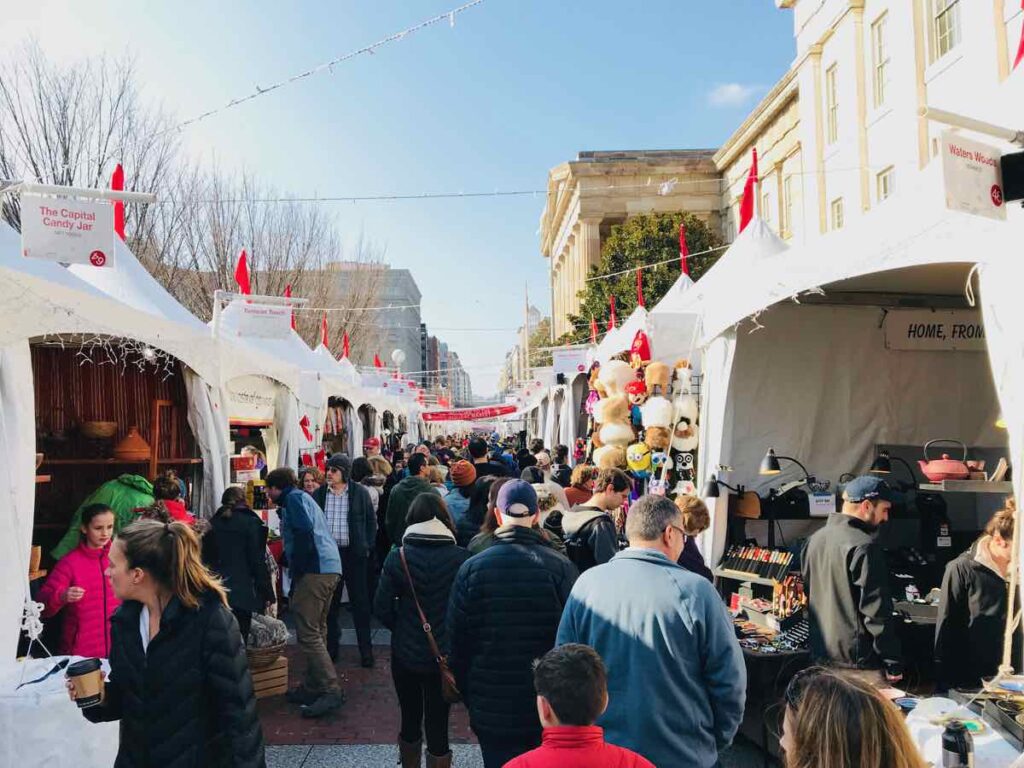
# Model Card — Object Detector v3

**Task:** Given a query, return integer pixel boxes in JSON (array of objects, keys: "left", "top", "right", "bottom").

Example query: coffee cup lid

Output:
[{"left": 67, "top": 658, "right": 102, "bottom": 675}]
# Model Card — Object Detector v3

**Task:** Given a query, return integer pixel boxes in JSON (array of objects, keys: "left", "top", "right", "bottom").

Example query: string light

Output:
[{"left": 40, "top": 334, "right": 178, "bottom": 379}]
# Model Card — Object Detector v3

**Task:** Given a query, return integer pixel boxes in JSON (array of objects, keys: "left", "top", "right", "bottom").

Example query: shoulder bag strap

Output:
[{"left": 399, "top": 547, "right": 445, "bottom": 662}]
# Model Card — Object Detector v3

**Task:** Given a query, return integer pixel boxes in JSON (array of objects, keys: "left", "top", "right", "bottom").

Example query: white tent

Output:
[{"left": 589, "top": 306, "right": 649, "bottom": 364}]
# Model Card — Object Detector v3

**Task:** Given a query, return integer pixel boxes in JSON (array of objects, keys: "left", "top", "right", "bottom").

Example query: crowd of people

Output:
[{"left": 49, "top": 432, "right": 1018, "bottom": 768}]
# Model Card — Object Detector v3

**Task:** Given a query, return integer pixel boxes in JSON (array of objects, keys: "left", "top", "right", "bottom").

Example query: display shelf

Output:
[
  {"left": 918, "top": 480, "right": 1013, "bottom": 494},
  {"left": 34, "top": 475, "right": 51, "bottom": 484},
  {"left": 713, "top": 567, "right": 783, "bottom": 587},
  {"left": 41, "top": 458, "right": 202, "bottom": 466}
]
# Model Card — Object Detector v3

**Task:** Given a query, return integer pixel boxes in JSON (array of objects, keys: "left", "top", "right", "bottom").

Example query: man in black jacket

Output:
[
  {"left": 314, "top": 453, "right": 378, "bottom": 668},
  {"left": 801, "top": 476, "right": 903, "bottom": 682},
  {"left": 447, "top": 480, "right": 578, "bottom": 768},
  {"left": 468, "top": 437, "right": 508, "bottom": 479},
  {"left": 561, "top": 468, "right": 630, "bottom": 572}
]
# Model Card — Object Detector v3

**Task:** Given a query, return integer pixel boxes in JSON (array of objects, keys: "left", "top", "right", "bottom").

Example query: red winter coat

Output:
[
  {"left": 163, "top": 499, "right": 195, "bottom": 524},
  {"left": 504, "top": 726, "right": 655, "bottom": 768},
  {"left": 38, "top": 541, "right": 120, "bottom": 658}
]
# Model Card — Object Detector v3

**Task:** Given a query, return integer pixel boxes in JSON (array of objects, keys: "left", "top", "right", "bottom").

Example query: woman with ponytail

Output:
[{"left": 70, "top": 519, "right": 266, "bottom": 768}]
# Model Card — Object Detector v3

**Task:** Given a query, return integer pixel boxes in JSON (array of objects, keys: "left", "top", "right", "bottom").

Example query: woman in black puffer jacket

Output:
[
  {"left": 72, "top": 519, "right": 265, "bottom": 768},
  {"left": 374, "top": 492, "right": 470, "bottom": 768}
]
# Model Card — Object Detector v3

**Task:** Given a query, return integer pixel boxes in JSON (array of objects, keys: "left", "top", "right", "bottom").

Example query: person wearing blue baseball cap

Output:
[
  {"left": 446, "top": 480, "right": 578, "bottom": 768},
  {"left": 801, "top": 475, "right": 904, "bottom": 683}
]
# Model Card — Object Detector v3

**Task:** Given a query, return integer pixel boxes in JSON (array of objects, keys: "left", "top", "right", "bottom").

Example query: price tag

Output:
[
  {"left": 809, "top": 492, "right": 835, "bottom": 518},
  {"left": 937, "top": 536, "right": 952, "bottom": 548}
]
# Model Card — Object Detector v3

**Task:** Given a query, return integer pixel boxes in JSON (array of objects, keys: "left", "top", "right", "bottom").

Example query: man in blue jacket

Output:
[
  {"left": 557, "top": 494, "right": 746, "bottom": 768},
  {"left": 266, "top": 467, "right": 344, "bottom": 718}
]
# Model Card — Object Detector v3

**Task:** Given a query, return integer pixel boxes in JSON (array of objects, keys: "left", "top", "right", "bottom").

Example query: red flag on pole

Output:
[
  {"left": 373, "top": 353, "right": 384, "bottom": 369},
  {"left": 110, "top": 164, "right": 126, "bottom": 242},
  {"left": 299, "top": 415, "right": 313, "bottom": 442},
  {"left": 1015, "top": 1, "right": 1024, "bottom": 70},
  {"left": 636, "top": 269, "right": 644, "bottom": 308},
  {"left": 320, "top": 312, "right": 329, "bottom": 347},
  {"left": 234, "top": 250, "right": 251, "bottom": 295},
  {"left": 342, "top": 331, "right": 350, "bottom": 359},
  {"left": 739, "top": 148, "right": 759, "bottom": 233},
  {"left": 679, "top": 222, "right": 690, "bottom": 276},
  {"left": 284, "top": 284, "right": 295, "bottom": 330},
  {"left": 607, "top": 295, "right": 617, "bottom": 331},
  {"left": 590, "top": 315, "right": 598, "bottom": 344}
]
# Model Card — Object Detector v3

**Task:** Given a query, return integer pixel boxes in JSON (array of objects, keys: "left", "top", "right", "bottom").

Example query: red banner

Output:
[{"left": 421, "top": 404, "right": 518, "bottom": 422}]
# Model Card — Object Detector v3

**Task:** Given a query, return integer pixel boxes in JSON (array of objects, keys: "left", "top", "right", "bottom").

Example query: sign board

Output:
[
  {"left": 941, "top": 130, "right": 1006, "bottom": 221},
  {"left": 230, "top": 302, "right": 292, "bottom": 339},
  {"left": 552, "top": 348, "right": 589, "bottom": 379},
  {"left": 421, "top": 405, "right": 518, "bottom": 422},
  {"left": 883, "top": 309, "right": 986, "bottom": 352},
  {"left": 21, "top": 196, "right": 115, "bottom": 266},
  {"left": 226, "top": 375, "right": 279, "bottom": 424}
]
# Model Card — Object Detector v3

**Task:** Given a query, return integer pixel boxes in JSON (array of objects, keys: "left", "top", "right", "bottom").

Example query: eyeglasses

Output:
[{"left": 667, "top": 524, "right": 687, "bottom": 541}]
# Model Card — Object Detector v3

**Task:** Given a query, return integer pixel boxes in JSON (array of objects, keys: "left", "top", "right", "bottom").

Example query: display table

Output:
[
  {"left": 0, "top": 657, "right": 118, "bottom": 767},
  {"left": 907, "top": 696, "right": 1021, "bottom": 767},
  {"left": 735, "top": 647, "right": 810, "bottom": 766}
]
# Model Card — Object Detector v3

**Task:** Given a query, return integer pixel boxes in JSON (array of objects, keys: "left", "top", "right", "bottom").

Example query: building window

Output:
[
  {"left": 871, "top": 13, "right": 889, "bottom": 108},
  {"left": 825, "top": 65, "right": 839, "bottom": 144},
  {"left": 877, "top": 166, "right": 894, "bottom": 202},
  {"left": 831, "top": 198, "right": 845, "bottom": 231},
  {"left": 932, "top": 0, "right": 961, "bottom": 61},
  {"left": 781, "top": 175, "right": 794, "bottom": 237}
]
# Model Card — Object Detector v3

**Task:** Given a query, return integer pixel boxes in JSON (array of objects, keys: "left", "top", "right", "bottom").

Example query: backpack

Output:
[{"left": 563, "top": 515, "right": 605, "bottom": 572}]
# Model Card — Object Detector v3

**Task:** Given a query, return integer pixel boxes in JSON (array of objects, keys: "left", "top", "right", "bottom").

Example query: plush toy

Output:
[
  {"left": 671, "top": 394, "right": 699, "bottom": 453},
  {"left": 599, "top": 359, "right": 636, "bottom": 397},
  {"left": 641, "top": 395, "right": 673, "bottom": 452},
  {"left": 630, "top": 330, "right": 652, "bottom": 369},
  {"left": 651, "top": 451, "right": 672, "bottom": 475},
  {"left": 626, "top": 442, "right": 652, "bottom": 478},
  {"left": 598, "top": 394, "right": 635, "bottom": 447},
  {"left": 673, "top": 359, "right": 693, "bottom": 396},
  {"left": 645, "top": 361, "right": 671, "bottom": 397},
  {"left": 593, "top": 444, "right": 626, "bottom": 470},
  {"left": 671, "top": 452, "right": 696, "bottom": 496},
  {"left": 624, "top": 380, "right": 647, "bottom": 429}
]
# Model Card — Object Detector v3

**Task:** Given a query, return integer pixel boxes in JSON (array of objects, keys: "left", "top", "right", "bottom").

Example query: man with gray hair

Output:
[{"left": 556, "top": 494, "right": 746, "bottom": 768}]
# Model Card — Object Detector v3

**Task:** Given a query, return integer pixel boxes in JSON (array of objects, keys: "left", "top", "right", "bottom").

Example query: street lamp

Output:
[{"left": 391, "top": 348, "right": 407, "bottom": 372}]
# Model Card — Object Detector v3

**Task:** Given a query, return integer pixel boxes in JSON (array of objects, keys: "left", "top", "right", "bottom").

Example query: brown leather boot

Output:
[
  {"left": 425, "top": 751, "right": 453, "bottom": 768},
  {"left": 398, "top": 737, "right": 422, "bottom": 768}
]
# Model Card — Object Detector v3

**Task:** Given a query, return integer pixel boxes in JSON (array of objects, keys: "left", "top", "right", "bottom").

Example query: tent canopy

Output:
[{"left": 589, "top": 306, "right": 648, "bottom": 365}]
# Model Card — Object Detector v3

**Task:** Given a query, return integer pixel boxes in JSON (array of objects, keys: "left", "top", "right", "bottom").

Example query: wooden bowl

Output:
[{"left": 81, "top": 421, "right": 118, "bottom": 439}]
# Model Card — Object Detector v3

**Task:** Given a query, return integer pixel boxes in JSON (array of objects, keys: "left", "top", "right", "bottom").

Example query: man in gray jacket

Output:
[{"left": 556, "top": 494, "right": 746, "bottom": 768}]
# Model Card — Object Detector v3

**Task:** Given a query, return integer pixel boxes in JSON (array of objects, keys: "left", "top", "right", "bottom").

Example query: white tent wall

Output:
[
  {"left": 184, "top": 371, "right": 229, "bottom": 518},
  {"left": 0, "top": 342, "right": 36, "bottom": 661},
  {"left": 543, "top": 392, "right": 558, "bottom": 449},
  {"left": 273, "top": 388, "right": 302, "bottom": 471},
  {"left": 557, "top": 385, "right": 576, "bottom": 455}
]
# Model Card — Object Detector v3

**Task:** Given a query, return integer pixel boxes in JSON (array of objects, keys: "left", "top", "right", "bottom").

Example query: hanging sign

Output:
[
  {"left": 226, "top": 375, "right": 278, "bottom": 424},
  {"left": 422, "top": 405, "right": 517, "bottom": 422},
  {"left": 21, "top": 196, "right": 115, "bottom": 266},
  {"left": 941, "top": 131, "right": 1006, "bottom": 221},
  {"left": 883, "top": 309, "right": 986, "bottom": 352},
  {"left": 232, "top": 303, "right": 292, "bottom": 339},
  {"left": 552, "top": 348, "right": 589, "bottom": 378}
]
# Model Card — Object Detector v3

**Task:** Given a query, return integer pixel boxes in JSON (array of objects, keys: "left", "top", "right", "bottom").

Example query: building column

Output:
[
  {"left": 853, "top": 6, "right": 872, "bottom": 212},
  {"left": 810, "top": 45, "right": 828, "bottom": 234},
  {"left": 578, "top": 218, "right": 601, "bottom": 329}
]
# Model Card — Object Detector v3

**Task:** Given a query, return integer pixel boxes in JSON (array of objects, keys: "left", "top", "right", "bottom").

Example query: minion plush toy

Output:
[{"left": 626, "top": 442, "right": 652, "bottom": 479}]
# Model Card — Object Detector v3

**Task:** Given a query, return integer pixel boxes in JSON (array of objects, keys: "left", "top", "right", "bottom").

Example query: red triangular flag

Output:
[
  {"left": 320, "top": 312, "right": 329, "bottom": 347},
  {"left": 590, "top": 315, "right": 598, "bottom": 344},
  {"left": 607, "top": 295, "right": 617, "bottom": 331},
  {"left": 342, "top": 331, "right": 350, "bottom": 359},
  {"left": 739, "top": 148, "right": 759, "bottom": 233},
  {"left": 299, "top": 414, "right": 313, "bottom": 442},
  {"left": 284, "top": 284, "right": 296, "bottom": 330},
  {"left": 636, "top": 269, "right": 644, "bottom": 308},
  {"left": 1015, "top": 1, "right": 1024, "bottom": 70},
  {"left": 110, "top": 164, "right": 125, "bottom": 242},
  {"left": 234, "top": 250, "right": 251, "bottom": 295},
  {"left": 374, "top": 353, "right": 384, "bottom": 369},
  {"left": 679, "top": 222, "right": 690, "bottom": 276}
]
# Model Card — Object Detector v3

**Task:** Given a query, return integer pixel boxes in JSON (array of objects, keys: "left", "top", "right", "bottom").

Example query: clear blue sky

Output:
[{"left": 4, "top": 1, "right": 795, "bottom": 395}]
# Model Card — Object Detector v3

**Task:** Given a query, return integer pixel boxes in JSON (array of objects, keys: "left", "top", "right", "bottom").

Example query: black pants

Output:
[
  {"left": 391, "top": 661, "right": 451, "bottom": 756},
  {"left": 478, "top": 739, "right": 534, "bottom": 768},
  {"left": 326, "top": 547, "right": 372, "bottom": 658},
  {"left": 233, "top": 609, "right": 252, "bottom": 643}
]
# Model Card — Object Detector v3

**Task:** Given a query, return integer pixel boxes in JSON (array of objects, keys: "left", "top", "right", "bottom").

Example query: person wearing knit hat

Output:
[{"left": 446, "top": 460, "right": 478, "bottom": 536}]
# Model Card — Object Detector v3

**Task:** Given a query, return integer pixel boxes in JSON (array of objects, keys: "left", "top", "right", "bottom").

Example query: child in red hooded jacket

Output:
[
  {"left": 503, "top": 644, "right": 653, "bottom": 768},
  {"left": 38, "top": 503, "right": 121, "bottom": 658}
]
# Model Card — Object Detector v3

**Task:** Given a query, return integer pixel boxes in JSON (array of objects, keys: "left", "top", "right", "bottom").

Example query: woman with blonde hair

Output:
[
  {"left": 780, "top": 666, "right": 927, "bottom": 768},
  {"left": 72, "top": 519, "right": 265, "bottom": 767},
  {"left": 674, "top": 495, "right": 714, "bottom": 582}
]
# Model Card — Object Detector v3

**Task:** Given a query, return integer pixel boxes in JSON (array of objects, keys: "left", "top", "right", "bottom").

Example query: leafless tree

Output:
[{"left": 0, "top": 40, "right": 180, "bottom": 235}]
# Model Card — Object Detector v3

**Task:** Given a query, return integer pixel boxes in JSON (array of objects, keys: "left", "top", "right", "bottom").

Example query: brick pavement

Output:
[{"left": 258, "top": 644, "right": 476, "bottom": 746}]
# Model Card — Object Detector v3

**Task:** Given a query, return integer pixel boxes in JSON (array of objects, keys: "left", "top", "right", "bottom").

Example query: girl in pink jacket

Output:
[{"left": 38, "top": 504, "right": 121, "bottom": 658}]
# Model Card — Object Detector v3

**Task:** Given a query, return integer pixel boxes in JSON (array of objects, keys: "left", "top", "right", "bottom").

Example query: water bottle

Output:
[{"left": 941, "top": 720, "right": 974, "bottom": 767}]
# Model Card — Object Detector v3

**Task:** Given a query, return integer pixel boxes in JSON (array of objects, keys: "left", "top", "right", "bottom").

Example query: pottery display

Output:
[
  {"left": 918, "top": 439, "right": 971, "bottom": 482},
  {"left": 113, "top": 426, "right": 151, "bottom": 462},
  {"left": 80, "top": 421, "right": 118, "bottom": 440}
]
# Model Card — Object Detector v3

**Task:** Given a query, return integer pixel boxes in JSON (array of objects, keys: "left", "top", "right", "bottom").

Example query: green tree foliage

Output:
[
  {"left": 557, "top": 212, "right": 723, "bottom": 345},
  {"left": 527, "top": 317, "right": 553, "bottom": 368}
]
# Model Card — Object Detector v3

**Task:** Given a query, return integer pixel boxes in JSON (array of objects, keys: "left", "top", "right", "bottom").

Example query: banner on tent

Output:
[
  {"left": 422, "top": 405, "right": 517, "bottom": 422},
  {"left": 941, "top": 131, "right": 1006, "bottom": 221},
  {"left": 232, "top": 303, "right": 292, "bottom": 339},
  {"left": 226, "top": 375, "right": 278, "bottom": 423},
  {"left": 883, "top": 309, "right": 986, "bottom": 352},
  {"left": 552, "top": 348, "right": 589, "bottom": 379},
  {"left": 21, "top": 196, "right": 114, "bottom": 266}
]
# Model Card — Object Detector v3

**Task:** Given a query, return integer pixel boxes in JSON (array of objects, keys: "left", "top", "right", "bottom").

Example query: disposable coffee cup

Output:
[{"left": 67, "top": 658, "right": 103, "bottom": 709}]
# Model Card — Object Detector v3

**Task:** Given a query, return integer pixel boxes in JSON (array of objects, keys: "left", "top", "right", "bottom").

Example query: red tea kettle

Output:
[{"left": 918, "top": 439, "right": 970, "bottom": 482}]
